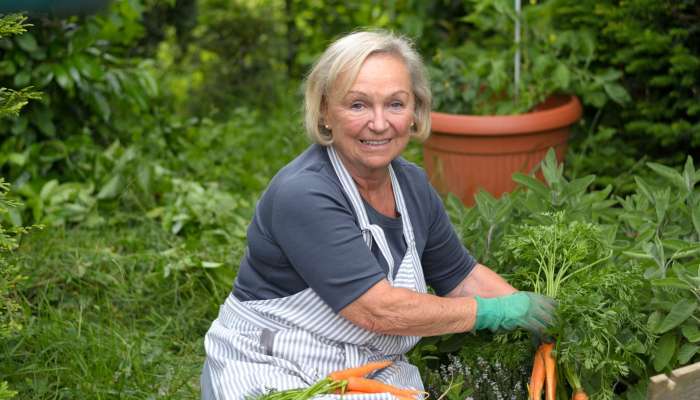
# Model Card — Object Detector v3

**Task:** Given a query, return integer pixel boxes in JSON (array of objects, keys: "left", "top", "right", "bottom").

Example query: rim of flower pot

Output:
[{"left": 430, "top": 94, "right": 583, "bottom": 136}]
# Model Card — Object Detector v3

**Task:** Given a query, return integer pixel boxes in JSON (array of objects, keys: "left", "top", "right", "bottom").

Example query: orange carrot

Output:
[
  {"left": 571, "top": 389, "right": 589, "bottom": 400},
  {"left": 541, "top": 342, "right": 557, "bottom": 400},
  {"left": 329, "top": 360, "right": 393, "bottom": 381},
  {"left": 529, "top": 344, "right": 546, "bottom": 400},
  {"left": 345, "top": 376, "right": 421, "bottom": 398}
]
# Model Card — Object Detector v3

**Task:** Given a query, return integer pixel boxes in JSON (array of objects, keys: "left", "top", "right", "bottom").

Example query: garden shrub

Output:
[
  {"left": 419, "top": 151, "right": 699, "bottom": 399},
  {"left": 159, "top": 0, "right": 288, "bottom": 115},
  {"left": 0, "top": 13, "right": 40, "bottom": 399},
  {"left": 556, "top": 0, "right": 700, "bottom": 188},
  {"left": 0, "top": 1, "right": 165, "bottom": 208}
]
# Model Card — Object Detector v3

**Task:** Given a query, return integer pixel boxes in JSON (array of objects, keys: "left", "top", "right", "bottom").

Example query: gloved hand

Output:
[{"left": 474, "top": 292, "right": 556, "bottom": 334}]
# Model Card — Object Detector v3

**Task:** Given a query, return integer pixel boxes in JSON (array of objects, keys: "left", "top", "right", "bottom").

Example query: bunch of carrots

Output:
[
  {"left": 529, "top": 342, "right": 588, "bottom": 400},
  {"left": 258, "top": 360, "right": 424, "bottom": 400}
]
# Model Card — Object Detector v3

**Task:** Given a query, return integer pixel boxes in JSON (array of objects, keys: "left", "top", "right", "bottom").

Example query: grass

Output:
[{"left": 1, "top": 218, "right": 234, "bottom": 399}]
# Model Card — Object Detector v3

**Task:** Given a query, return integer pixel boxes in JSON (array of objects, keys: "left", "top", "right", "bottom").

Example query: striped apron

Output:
[{"left": 201, "top": 146, "right": 428, "bottom": 399}]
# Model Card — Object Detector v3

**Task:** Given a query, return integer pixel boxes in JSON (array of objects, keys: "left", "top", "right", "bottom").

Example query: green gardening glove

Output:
[{"left": 474, "top": 292, "right": 556, "bottom": 334}]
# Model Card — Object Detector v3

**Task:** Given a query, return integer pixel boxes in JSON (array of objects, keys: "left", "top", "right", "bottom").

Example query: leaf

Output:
[
  {"left": 15, "top": 32, "right": 38, "bottom": 53},
  {"left": 97, "top": 175, "right": 122, "bottom": 200},
  {"left": 655, "top": 299, "right": 697, "bottom": 334},
  {"left": 512, "top": 172, "right": 550, "bottom": 198},
  {"left": 474, "top": 189, "right": 497, "bottom": 222},
  {"left": 622, "top": 250, "right": 654, "bottom": 260},
  {"left": 653, "top": 333, "right": 676, "bottom": 372},
  {"left": 13, "top": 70, "right": 30, "bottom": 86},
  {"left": 437, "top": 334, "right": 467, "bottom": 353},
  {"left": 691, "top": 201, "right": 700, "bottom": 239},
  {"left": 201, "top": 261, "right": 222, "bottom": 269},
  {"left": 541, "top": 148, "right": 561, "bottom": 186},
  {"left": 681, "top": 323, "right": 700, "bottom": 343},
  {"left": 137, "top": 164, "right": 151, "bottom": 194},
  {"left": 654, "top": 188, "right": 670, "bottom": 224},
  {"left": 683, "top": 156, "right": 696, "bottom": 190},
  {"left": 650, "top": 277, "right": 689, "bottom": 290},
  {"left": 92, "top": 91, "right": 111, "bottom": 121},
  {"left": 677, "top": 343, "right": 699, "bottom": 365},
  {"left": 647, "top": 162, "right": 687, "bottom": 192},
  {"left": 53, "top": 64, "right": 73, "bottom": 90},
  {"left": 553, "top": 63, "right": 571, "bottom": 89},
  {"left": 603, "top": 82, "right": 631, "bottom": 105},
  {"left": 564, "top": 175, "right": 596, "bottom": 197},
  {"left": 39, "top": 180, "right": 59, "bottom": 201},
  {"left": 74, "top": 54, "right": 103, "bottom": 80},
  {"left": 33, "top": 106, "right": 56, "bottom": 137},
  {"left": 670, "top": 243, "right": 700, "bottom": 260},
  {"left": 634, "top": 176, "right": 654, "bottom": 203}
]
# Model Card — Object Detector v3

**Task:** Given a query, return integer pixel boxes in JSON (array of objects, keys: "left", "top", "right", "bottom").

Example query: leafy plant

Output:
[
  {"left": 0, "top": 1, "right": 164, "bottom": 195},
  {"left": 433, "top": 150, "right": 666, "bottom": 399},
  {"left": 0, "top": 13, "right": 41, "bottom": 399},
  {"left": 504, "top": 212, "right": 612, "bottom": 297},
  {"left": 617, "top": 156, "right": 700, "bottom": 375},
  {"left": 429, "top": 0, "right": 629, "bottom": 115},
  {"left": 502, "top": 212, "right": 653, "bottom": 399}
]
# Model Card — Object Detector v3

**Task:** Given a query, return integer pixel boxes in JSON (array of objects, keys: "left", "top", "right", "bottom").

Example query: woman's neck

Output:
[{"left": 353, "top": 173, "right": 397, "bottom": 218}]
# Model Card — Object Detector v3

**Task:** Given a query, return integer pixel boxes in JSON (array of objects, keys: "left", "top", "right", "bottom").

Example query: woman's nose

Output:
[{"left": 368, "top": 107, "right": 388, "bottom": 132}]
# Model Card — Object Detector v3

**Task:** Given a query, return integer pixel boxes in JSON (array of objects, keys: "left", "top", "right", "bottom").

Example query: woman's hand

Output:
[{"left": 473, "top": 292, "right": 556, "bottom": 335}]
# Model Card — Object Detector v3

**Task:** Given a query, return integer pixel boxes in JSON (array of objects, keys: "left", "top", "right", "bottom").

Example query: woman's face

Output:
[{"left": 324, "top": 53, "right": 415, "bottom": 180}]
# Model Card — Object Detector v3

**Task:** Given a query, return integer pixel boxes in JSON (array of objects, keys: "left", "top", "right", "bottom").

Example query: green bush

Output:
[
  {"left": 559, "top": 0, "right": 700, "bottom": 188},
  {"left": 0, "top": 13, "right": 40, "bottom": 399},
  {"left": 416, "top": 152, "right": 700, "bottom": 399},
  {"left": 0, "top": 2, "right": 164, "bottom": 191},
  {"left": 429, "top": 0, "right": 629, "bottom": 115}
]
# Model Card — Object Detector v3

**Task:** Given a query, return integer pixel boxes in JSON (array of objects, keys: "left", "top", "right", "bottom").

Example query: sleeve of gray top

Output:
[{"left": 269, "top": 173, "right": 386, "bottom": 313}]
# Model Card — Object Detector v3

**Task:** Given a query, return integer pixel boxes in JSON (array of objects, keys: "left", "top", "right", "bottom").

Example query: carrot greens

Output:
[{"left": 502, "top": 211, "right": 654, "bottom": 399}]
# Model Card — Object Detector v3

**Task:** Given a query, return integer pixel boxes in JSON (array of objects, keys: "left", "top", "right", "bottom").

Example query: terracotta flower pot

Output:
[{"left": 423, "top": 95, "right": 583, "bottom": 206}]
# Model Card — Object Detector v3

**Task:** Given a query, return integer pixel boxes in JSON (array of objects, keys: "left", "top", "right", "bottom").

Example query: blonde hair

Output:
[{"left": 303, "top": 30, "right": 432, "bottom": 145}]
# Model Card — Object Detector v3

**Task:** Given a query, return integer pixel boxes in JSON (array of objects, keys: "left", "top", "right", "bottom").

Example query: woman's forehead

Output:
[{"left": 330, "top": 53, "right": 411, "bottom": 98}]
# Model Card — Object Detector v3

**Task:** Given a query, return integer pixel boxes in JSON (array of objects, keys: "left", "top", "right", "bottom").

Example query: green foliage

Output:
[
  {"left": 426, "top": 152, "right": 700, "bottom": 398},
  {"left": 288, "top": 0, "right": 466, "bottom": 73},
  {"left": 561, "top": 0, "right": 700, "bottom": 188},
  {"left": 501, "top": 212, "right": 652, "bottom": 399},
  {"left": 0, "top": 2, "right": 162, "bottom": 189},
  {"left": 429, "top": 0, "right": 629, "bottom": 115},
  {"left": 595, "top": 0, "right": 700, "bottom": 150},
  {"left": 0, "top": 13, "right": 41, "bottom": 134},
  {"left": 0, "top": 13, "right": 39, "bottom": 399},
  {"left": 0, "top": 86, "right": 41, "bottom": 119},
  {"left": 616, "top": 157, "right": 700, "bottom": 375},
  {"left": 158, "top": 0, "right": 288, "bottom": 114},
  {"left": 0, "top": 14, "right": 28, "bottom": 37},
  {"left": 0, "top": 180, "right": 36, "bottom": 400},
  {"left": 0, "top": 179, "right": 28, "bottom": 340},
  {"left": 418, "top": 336, "right": 531, "bottom": 399},
  {"left": 503, "top": 212, "right": 612, "bottom": 298}
]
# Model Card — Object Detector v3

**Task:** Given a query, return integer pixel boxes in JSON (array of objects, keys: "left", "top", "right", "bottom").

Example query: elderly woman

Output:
[{"left": 201, "top": 30, "right": 554, "bottom": 399}]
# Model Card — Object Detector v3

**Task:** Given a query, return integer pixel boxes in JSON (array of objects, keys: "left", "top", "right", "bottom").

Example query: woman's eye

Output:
[
  {"left": 350, "top": 102, "right": 364, "bottom": 110},
  {"left": 389, "top": 101, "right": 404, "bottom": 110}
]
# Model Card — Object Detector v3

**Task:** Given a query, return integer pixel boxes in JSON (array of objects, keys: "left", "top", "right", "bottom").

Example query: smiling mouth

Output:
[{"left": 360, "top": 139, "right": 391, "bottom": 146}]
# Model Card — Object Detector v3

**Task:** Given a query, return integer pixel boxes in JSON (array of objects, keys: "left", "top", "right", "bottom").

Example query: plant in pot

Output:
[{"left": 424, "top": 0, "right": 630, "bottom": 206}]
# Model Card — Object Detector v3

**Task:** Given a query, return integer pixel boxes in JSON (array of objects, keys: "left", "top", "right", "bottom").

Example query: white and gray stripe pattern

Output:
[{"left": 201, "top": 146, "right": 428, "bottom": 399}]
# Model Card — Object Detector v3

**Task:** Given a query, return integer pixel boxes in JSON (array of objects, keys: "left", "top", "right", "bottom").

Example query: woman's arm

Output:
[
  {"left": 339, "top": 278, "right": 478, "bottom": 337},
  {"left": 338, "top": 263, "right": 519, "bottom": 337},
  {"left": 445, "top": 263, "right": 517, "bottom": 298}
]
